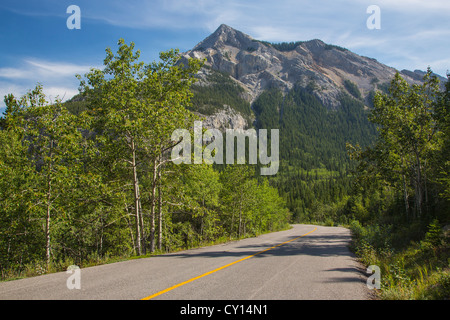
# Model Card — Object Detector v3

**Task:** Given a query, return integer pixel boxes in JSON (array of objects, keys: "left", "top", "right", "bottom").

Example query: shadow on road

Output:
[{"left": 155, "top": 232, "right": 354, "bottom": 260}]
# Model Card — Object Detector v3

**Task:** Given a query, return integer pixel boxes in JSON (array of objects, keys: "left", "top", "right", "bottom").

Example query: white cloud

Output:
[
  {"left": 0, "top": 82, "right": 26, "bottom": 102},
  {"left": 0, "top": 68, "right": 30, "bottom": 79},
  {"left": 83, "top": 0, "right": 227, "bottom": 30},
  {"left": 372, "top": 0, "right": 450, "bottom": 12},
  {"left": 25, "top": 60, "right": 92, "bottom": 77},
  {"left": 0, "top": 59, "right": 97, "bottom": 108},
  {"left": 43, "top": 86, "right": 80, "bottom": 103},
  {"left": 0, "top": 59, "right": 93, "bottom": 81},
  {"left": 0, "top": 83, "right": 79, "bottom": 107}
]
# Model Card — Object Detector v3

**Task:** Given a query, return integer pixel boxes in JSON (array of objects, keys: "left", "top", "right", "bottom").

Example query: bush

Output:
[{"left": 350, "top": 220, "right": 366, "bottom": 239}]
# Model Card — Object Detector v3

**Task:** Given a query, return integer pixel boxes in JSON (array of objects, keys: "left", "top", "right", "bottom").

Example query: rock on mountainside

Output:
[
  {"left": 202, "top": 105, "right": 248, "bottom": 131},
  {"left": 182, "top": 24, "right": 435, "bottom": 114}
]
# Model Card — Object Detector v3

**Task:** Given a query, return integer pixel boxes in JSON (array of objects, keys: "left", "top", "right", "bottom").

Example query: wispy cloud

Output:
[
  {"left": 80, "top": 0, "right": 229, "bottom": 30},
  {"left": 0, "top": 59, "right": 96, "bottom": 108},
  {"left": 372, "top": 0, "right": 450, "bottom": 12},
  {"left": 0, "top": 59, "right": 93, "bottom": 80}
]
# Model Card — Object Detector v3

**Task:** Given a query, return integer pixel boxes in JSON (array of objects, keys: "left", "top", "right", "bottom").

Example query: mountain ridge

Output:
[{"left": 183, "top": 24, "right": 441, "bottom": 111}]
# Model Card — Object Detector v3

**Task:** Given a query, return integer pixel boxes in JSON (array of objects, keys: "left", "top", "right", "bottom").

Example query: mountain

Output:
[
  {"left": 181, "top": 24, "right": 441, "bottom": 220},
  {"left": 182, "top": 24, "right": 434, "bottom": 113}
]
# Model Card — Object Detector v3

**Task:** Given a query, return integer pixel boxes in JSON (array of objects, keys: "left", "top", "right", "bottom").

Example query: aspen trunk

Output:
[
  {"left": 402, "top": 174, "right": 409, "bottom": 218},
  {"left": 238, "top": 201, "right": 242, "bottom": 239},
  {"left": 157, "top": 156, "right": 162, "bottom": 251},
  {"left": 149, "top": 157, "right": 158, "bottom": 253},
  {"left": 138, "top": 183, "right": 145, "bottom": 255},
  {"left": 131, "top": 139, "right": 142, "bottom": 256},
  {"left": 45, "top": 179, "right": 51, "bottom": 270},
  {"left": 415, "top": 152, "right": 423, "bottom": 219},
  {"left": 45, "top": 139, "right": 54, "bottom": 271},
  {"left": 400, "top": 155, "right": 410, "bottom": 219}
]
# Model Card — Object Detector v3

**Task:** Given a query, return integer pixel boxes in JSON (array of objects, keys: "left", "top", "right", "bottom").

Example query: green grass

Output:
[{"left": 350, "top": 220, "right": 450, "bottom": 300}]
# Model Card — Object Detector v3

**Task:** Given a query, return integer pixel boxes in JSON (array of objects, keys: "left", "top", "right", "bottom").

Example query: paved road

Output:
[{"left": 0, "top": 224, "right": 371, "bottom": 300}]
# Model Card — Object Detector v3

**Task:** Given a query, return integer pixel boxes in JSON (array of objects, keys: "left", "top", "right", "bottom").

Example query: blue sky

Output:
[{"left": 0, "top": 0, "right": 449, "bottom": 111}]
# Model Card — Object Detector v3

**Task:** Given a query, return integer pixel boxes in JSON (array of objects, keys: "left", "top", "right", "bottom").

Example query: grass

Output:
[{"left": 350, "top": 219, "right": 450, "bottom": 300}]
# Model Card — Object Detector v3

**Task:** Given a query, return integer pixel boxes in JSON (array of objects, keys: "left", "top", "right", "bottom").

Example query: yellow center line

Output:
[{"left": 141, "top": 227, "right": 318, "bottom": 300}]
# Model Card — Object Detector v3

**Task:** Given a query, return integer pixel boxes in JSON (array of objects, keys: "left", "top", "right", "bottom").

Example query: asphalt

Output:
[{"left": 0, "top": 224, "right": 371, "bottom": 300}]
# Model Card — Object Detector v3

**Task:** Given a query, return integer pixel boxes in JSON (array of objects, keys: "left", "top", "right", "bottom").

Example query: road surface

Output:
[{"left": 0, "top": 224, "right": 371, "bottom": 300}]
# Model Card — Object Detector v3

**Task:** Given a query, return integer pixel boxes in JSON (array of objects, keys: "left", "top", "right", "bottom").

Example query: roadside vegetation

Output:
[{"left": 346, "top": 70, "right": 450, "bottom": 300}]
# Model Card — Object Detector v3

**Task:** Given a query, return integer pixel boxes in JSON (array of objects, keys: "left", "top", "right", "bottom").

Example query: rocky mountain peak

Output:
[
  {"left": 184, "top": 25, "right": 427, "bottom": 110},
  {"left": 193, "top": 24, "right": 254, "bottom": 51}
]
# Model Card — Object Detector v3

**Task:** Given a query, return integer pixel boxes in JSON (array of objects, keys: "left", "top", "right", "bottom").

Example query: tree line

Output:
[
  {"left": 347, "top": 69, "right": 449, "bottom": 225},
  {"left": 0, "top": 40, "right": 290, "bottom": 279},
  {"left": 344, "top": 70, "right": 449, "bottom": 299}
]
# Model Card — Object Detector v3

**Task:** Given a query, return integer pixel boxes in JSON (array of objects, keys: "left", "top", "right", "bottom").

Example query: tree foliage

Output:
[
  {"left": 0, "top": 40, "right": 290, "bottom": 279},
  {"left": 348, "top": 69, "right": 448, "bottom": 222}
]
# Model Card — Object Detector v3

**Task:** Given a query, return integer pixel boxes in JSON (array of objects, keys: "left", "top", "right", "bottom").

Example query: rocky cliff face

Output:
[
  {"left": 201, "top": 105, "right": 248, "bottom": 131},
  {"left": 183, "top": 24, "right": 428, "bottom": 112}
]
